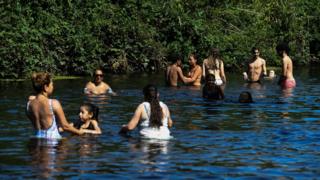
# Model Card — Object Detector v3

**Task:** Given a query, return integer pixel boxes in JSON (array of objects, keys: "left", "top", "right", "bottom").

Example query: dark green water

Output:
[{"left": 0, "top": 68, "right": 320, "bottom": 179}]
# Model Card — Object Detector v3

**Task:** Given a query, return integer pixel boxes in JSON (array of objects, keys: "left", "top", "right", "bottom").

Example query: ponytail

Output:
[{"left": 143, "top": 84, "right": 163, "bottom": 128}]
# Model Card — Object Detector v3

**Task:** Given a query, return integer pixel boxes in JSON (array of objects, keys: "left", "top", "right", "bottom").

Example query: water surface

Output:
[{"left": 0, "top": 68, "right": 320, "bottom": 179}]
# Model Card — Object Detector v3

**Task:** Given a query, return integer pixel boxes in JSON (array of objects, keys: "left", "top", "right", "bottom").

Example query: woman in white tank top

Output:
[{"left": 119, "top": 84, "right": 173, "bottom": 140}]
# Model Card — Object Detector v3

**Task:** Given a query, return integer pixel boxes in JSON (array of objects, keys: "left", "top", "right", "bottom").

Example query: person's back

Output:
[
  {"left": 203, "top": 48, "right": 226, "bottom": 85},
  {"left": 166, "top": 54, "right": 184, "bottom": 87},
  {"left": 119, "top": 84, "right": 173, "bottom": 140},
  {"left": 27, "top": 72, "right": 83, "bottom": 139},
  {"left": 139, "top": 101, "right": 171, "bottom": 139},
  {"left": 28, "top": 96, "right": 57, "bottom": 131},
  {"left": 276, "top": 43, "right": 296, "bottom": 89},
  {"left": 166, "top": 64, "right": 181, "bottom": 87}
]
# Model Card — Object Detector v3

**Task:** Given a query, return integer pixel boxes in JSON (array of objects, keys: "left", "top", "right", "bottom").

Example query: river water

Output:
[{"left": 0, "top": 67, "right": 320, "bottom": 179}]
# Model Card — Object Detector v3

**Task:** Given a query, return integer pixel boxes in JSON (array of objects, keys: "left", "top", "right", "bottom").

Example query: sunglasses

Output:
[{"left": 95, "top": 74, "right": 103, "bottom": 77}]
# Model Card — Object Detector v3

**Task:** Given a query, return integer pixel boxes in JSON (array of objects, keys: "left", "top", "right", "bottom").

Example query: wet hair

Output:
[
  {"left": 276, "top": 42, "right": 290, "bottom": 55},
  {"left": 143, "top": 84, "right": 163, "bottom": 128},
  {"left": 207, "top": 48, "right": 222, "bottom": 70},
  {"left": 238, "top": 91, "right": 253, "bottom": 103},
  {"left": 251, "top": 47, "right": 259, "bottom": 54},
  {"left": 31, "top": 72, "right": 52, "bottom": 93},
  {"left": 168, "top": 52, "right": 183, "bottom": 64},
  {"left": 81, "top": 103, "right": 99, "bottom": 121},
  {"left": 189, "top": 53, "right": 197, "bottom": 61}
]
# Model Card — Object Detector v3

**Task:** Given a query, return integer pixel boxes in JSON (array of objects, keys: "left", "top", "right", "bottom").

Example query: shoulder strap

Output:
[{"left": 143, "top": 103, "right": 150, "bottom": 118}]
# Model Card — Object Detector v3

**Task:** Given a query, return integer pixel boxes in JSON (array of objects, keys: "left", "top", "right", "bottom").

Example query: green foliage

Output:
[{"left": 1, "top": 0, "right": 319, "bottom": 78}]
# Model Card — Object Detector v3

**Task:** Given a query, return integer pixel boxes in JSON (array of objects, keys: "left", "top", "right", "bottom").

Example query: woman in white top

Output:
[{"left": 119, "top": 84, "right": 173, "bottom": 139}]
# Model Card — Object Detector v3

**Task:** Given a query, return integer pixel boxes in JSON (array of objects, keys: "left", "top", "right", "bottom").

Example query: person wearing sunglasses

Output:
[{"left": 84, "top": 69, "right": 117, "bottom": 95}]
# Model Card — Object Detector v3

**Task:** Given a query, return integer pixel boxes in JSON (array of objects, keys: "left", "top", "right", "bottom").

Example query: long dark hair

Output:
[
  {"left": 143, "top": 84, "right": 163, "bottom": 128},
  {"left": 82, "top": 103, "right": 99, "bottom": 121}
]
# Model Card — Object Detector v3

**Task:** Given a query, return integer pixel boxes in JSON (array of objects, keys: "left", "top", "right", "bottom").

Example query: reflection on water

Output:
[
  {"left": 27, "top": 138, "right": 68, "bottom": 179},
  {"left": 128, "top": 138, "right": 170, "bottom": 173},
  {"left": 1, "top": 68, "right": 320, "bottom": 178}
]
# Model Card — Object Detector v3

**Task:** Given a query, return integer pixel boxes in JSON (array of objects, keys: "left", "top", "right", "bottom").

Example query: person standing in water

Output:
[
  {"left": 165, "top": 53, "right": 188, "bottom": 87},
  {"left": 243, "top": 47, "right": 267, "bottom": 83},
  {"left": 276, "top": 43, "right": 296, "bottom": 89},
  {"left": 185, "top": 53, "right": 202, "bottom": 86},
  {"left": 84, "top": 69, "right": 117, "bottom": 95},
  {"left": 202, "top": 48, "right": 226, "bottom": 85},
  {"left": 72, "top": 103, "right": 102, "bottom": 134},
  {"left": 26, "top": 72, "right": 84, "bottom": 139},
  {"left": 119, "top": 84, "right": 173, "bottom": 139}
]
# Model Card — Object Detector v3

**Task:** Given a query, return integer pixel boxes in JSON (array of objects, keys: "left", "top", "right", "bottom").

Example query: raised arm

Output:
[
  {"left": 52, "top": 100, "right": 84, "bottom": 135},
  {"left": 119, "top": 104, "right": 143, "bottom": 134}
]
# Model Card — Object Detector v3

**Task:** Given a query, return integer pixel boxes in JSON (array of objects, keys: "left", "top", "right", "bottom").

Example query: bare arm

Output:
[
  {"left": 282, "top": 58, "right": 288, "bottom": 77},
  {"left": 53, "top": 100, "right": 84, "bottom": 135},
  {"left": 220, "top": 61, "right": 226, "bottom": 83},
  {"left": 184, "top": 66, "right": 202, "bottom": 83},
  {"left": 177, "top": 67, "right": 190, "bottom": 83},
  {"left": 262, "top": 59, "right": 267, "bottom": 76},
  {"left": 82, "top": 120, "right": 102, "bottom": 134},
  {"left": 119, "top": 104, "right": 143, "bottom": 134},
  {"left": 167, "top": 108, "right": 173, "bottom": 128},
  {"left": 202, "top": 60, "right": 207, "bottom": 78}
]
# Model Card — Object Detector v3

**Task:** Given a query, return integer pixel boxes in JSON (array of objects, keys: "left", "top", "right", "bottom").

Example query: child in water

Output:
[{"left": 73, "top": 103, "right": 102, "bottom": 134}]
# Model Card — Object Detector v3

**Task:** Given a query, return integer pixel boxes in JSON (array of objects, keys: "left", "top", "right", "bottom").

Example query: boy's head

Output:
[{"left": 239, "top": 91, "right": 253, "bottom": 103}]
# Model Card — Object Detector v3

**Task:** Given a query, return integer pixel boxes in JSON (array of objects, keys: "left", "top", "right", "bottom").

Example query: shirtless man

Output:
[
  {"left": 276, "top": 43, "right": 296, "bottom": 89},
  {"left": 166, "top": 54, "right": 187, "bottom": 87},
  {"left": 84, "top": 69, "right": 117, "bottom": 95},
  {"left": 243, "top": 47, "right": 267, "bottom": 83},
  {"left": 186, "top": 53, "right": 202, "bottom": 86}
]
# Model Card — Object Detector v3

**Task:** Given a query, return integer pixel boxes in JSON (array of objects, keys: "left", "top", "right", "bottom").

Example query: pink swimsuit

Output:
[{"left": 281, "top": 79, "right": 296, "bottom": 89}]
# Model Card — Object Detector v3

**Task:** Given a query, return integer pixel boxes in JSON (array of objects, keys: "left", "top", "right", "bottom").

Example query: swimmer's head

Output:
[
  {"left": 94, "top": 69, "right": 104, "bottom": 83},
  {"left": 269, "top": 70, "right": 275, "bottom": 78},
  {"left": 188, "top": 53, "right": 198, "bottom": 66},
  {"left": 79, "top": 103, "right": 99, "bottom": 122},
  {"left": 238, "top": 91, "right": 253, "bottom": 103},
  {"left": 251, "top": 47, "right": 260, "bottom": 57},
  {"left": 31, "top": 72, "right": 52, "bottom": 94},
  {"left": 143, "top": 84, "right": 158, "bottom": 101},
  {"left": 168, "top": 53, "right": 183, "bottom": 65},
  {"left": 276, "top": 42, "right": 290, "bottom": 56},
  {"left": 210, "top": 48, "right": 220, "bottom": 58}
]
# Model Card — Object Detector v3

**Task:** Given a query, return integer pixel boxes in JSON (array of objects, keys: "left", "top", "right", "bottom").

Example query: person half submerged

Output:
[
  {"left": 119, "top": 84, "right": 173, "bottom": 140},
  {"left": 238, "top": 91, "right": 253, "bottom": 103}
]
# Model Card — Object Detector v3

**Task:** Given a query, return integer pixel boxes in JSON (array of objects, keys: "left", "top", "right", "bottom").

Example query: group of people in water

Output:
[{"left": 26, "top": 42, "right": 295, "bottom": 141}]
